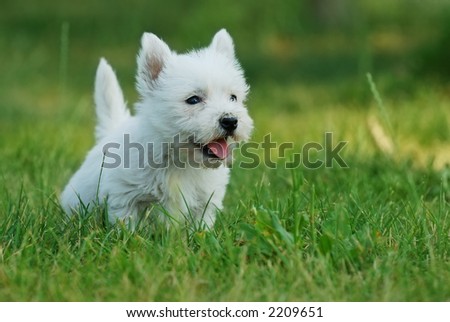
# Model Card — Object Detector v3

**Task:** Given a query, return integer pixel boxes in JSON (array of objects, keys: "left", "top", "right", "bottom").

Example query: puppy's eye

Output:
[
  {"left": 185, "top": 95, "right": 202, "bottom": 105},
  {"left": 230, "top": 94, "right": 237, "bottom": 102}
]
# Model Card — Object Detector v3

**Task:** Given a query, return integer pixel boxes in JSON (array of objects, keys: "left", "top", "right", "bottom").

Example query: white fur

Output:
[
  {"left": 60, "top": 29, "right": 253, "bottom": 228},
  {"left": 94, "top": 58, "right": 130, "bottom": 142}
]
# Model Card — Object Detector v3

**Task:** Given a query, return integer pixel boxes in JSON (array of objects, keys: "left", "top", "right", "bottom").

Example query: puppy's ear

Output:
[
  {"left": 136, "top": 33, "right": 171, "bottom": 94},
  {"left": 210, "top": 29, "right": 235, "bottom": 59}
]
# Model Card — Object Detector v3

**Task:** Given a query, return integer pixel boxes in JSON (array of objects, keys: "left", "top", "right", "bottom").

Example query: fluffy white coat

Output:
[{"left": 60, "top": 29, "right": 253, "bottom": 228}]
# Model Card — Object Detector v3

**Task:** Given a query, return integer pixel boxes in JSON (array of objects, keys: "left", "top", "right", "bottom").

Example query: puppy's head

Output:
[{"left": 135, "top": 29, "right": 253, "bottom": 168}]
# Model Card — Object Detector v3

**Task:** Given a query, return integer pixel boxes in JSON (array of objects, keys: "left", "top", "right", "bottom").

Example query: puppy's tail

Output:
[{"left": 94, "top": 58, "right": 130, "bottom": 142}]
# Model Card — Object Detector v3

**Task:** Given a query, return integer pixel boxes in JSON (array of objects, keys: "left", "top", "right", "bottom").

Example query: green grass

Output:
[
  {"left": 1, "top": 156, "right": 449, "bottom": 301},
  {"left": 0, "top": 0, "right": 449, "bottom": 301}
]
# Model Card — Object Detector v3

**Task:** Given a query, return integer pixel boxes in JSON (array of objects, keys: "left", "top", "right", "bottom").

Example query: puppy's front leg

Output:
[{"left": 107, "top": 204, "right": 139, "bottom": 230}]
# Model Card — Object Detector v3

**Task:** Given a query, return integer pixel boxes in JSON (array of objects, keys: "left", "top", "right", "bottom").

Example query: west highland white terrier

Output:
[{"left": 61, "top": 29, "right": 253, "bottom": 228}]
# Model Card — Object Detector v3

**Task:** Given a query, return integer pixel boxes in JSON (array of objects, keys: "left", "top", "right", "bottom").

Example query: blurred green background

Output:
[
  {"left": 0, "top": 0, "right": 450, "bottom": 302},
  {"left": 1, "top": 0, "right": 450, "bottom": 181}
]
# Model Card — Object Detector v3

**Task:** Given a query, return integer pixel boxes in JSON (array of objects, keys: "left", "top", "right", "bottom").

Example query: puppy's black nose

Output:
[{"left": 220, "top": 116, "right": 238, "bottom": 133}]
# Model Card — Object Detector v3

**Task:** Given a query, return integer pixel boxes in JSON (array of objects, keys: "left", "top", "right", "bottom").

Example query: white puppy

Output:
[{"left": 61, "top": 29, "right": 253, "bottom": 228}]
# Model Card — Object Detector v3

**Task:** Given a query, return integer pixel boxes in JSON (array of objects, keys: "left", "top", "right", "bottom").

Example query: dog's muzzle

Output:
[{"left": 219, "top": 116, "right": 238, "bottom": 136}]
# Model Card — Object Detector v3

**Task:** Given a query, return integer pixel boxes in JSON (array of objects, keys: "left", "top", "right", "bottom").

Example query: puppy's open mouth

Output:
[{"left": 200, "top": 138, "right": 229, "bottom": 160}]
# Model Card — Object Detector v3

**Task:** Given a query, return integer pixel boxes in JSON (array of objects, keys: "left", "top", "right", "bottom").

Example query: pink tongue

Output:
[{"left": 207, "top": 139, "right": 229, "bottom": 159}]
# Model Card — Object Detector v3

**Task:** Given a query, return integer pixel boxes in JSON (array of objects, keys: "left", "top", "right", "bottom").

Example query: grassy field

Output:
[{"left": 0, "top": 1, "right": 449, "bottom": 301}]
